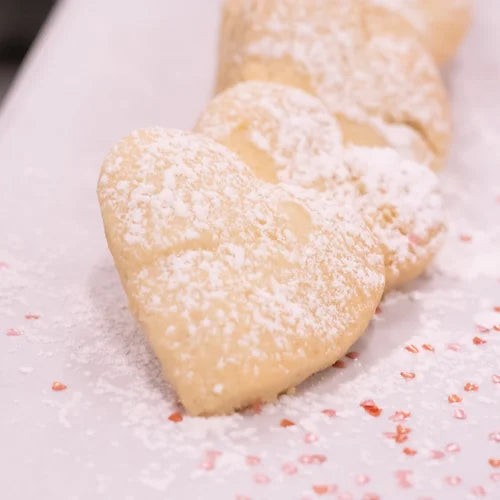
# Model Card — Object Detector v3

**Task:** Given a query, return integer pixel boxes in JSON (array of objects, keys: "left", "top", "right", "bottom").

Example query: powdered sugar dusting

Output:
[
  {"left": 218, "top": 0, "right": 450, "bottom": 159},
  {"left": 196, "top": 81, "right": 444, "bottom": 288}
]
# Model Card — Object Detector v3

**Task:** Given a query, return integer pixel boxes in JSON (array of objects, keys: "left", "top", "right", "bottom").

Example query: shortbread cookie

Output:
[
  {"left": 98, "top": 128, "right": 385, "bottom": 416},
  {"left": 366, "top": 0, "right": 474, "bottom": 64},
  {"left": 217, "top": 0, "right": 451, "bottom": 170},
  {"left": 196, "top": 81, "right": 445, "bottom": 289}
]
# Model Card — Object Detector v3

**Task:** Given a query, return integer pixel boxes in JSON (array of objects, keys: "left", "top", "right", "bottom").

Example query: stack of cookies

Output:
[{"left": 98, "top": 0, "right": 474, "bottom": 416}]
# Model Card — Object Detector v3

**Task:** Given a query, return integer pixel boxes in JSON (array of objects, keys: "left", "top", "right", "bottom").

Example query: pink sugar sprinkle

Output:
[
  {"left": 492, "top": 374, "right": 500, "bottom": 384},
  {"left": 236, "top": 496, "right": 251, "bottom": 500},
  {"left": 299, "top": 454, "right": 327, "bottom": 465},
  {"left": 430, "top": 450, "right": 445, "bottom": 460},
  {"left": 395, "top": 470, "right": 413, "bottom": 488},
  {"left": 304, "top": 433, "right": 318, "bottom": 444},
  {"left": 206, "top": 450, "right": 222, "bottom": 458},
  {"left": 445, "top": 476, "right": 462, "bottom": 486},
  {"left": 199, "top": 461, "right": 215, "bottom": 471},
  {"left": 25, "top": 314, "right": 40, "bottom": 320},
  {"left": 362, "top": 494, "right": 380, "bottom": 500},
  {"left": 395, "top": 470, "right": 412, "bottom": 478},
  {"left": 337, "top": 493, "right": 353, "bottom": 500},
  {"left": 6, "top": 328, "right": 21, "bottom": 337},
  {"left": 254, "top": 473, "right": 270, "bottom": 485},
  {"left": 246, "top": 456, "right": 261, "bottom": 466},
  {"left": 390, "top": 411, "right": 411, "bottom": 422},
  {"left": 476, "top": 324, "right": 490, "bottom": 333},
  {"left": 0, "top": 262, "right": 8, "bottom": 270},
  {"left": 282, "top": 462, "right": 298, "bottom": 475},
  {"left": 489, "top": 432, "right": 500, "bottom": 443},
  {"left": 322, "top": 409, "right": 337, "bottom": 418},
  {"left": 446, "top": 443, "right": 461, "bottom": 453},
  {"left": 355, "top": 474, "right": 370, "bottom": 485},
  {"left": 199, "top": 450, "right": 222, "bottom": 471},
  {"left": 470, "top": 486, "right": 486, "bottom": 497},
  {"left": 409, "top": 234, "right": 422, "bottom": 246},
  {"left": 447, "top": 343, "right": 461, "bottom": 352},
  {"left": 491, "top": 472, "right": 500, "bottom": 482},
  {"left": 453, "top": 409, "right": 467, "bottom": 420}
]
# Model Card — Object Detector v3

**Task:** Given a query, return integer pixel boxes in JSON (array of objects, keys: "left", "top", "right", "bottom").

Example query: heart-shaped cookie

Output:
[
  {"left": 217, "top": 0, "right": 451, "bottom": 170},
  {"left": 98, "top": 129, "right": 385, "bottom": 415},
  {"left": 195, "top": 81, "right": 445, "bottom": 289}
]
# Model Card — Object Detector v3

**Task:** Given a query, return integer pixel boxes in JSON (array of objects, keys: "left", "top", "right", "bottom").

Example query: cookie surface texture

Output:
[
  {"left": 217, "top": 0, "right": 451, "bottom": 170},
  {"left": 196, "top": 81, "right": 445, "bottom": 290}
]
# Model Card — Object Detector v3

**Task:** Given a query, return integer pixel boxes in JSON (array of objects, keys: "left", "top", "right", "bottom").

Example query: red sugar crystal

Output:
[
  {"left": 390, "top": 411, "right": 411, "bottom": 422},
  {"left": 360, "top": 400, "right": 382, "bottom": 417},
  {"left": 473, "top": 336, "right": 487, "bottom": 345},
  {"left": 299, "top": 454, "right": 327, "bottom": 465},
  {"left": 464, "top": 382, "right": 479, "bottom": 391},
  {"left": 168, "top": 412, "right": 183, "bottom": 423},
  {"left": 405, "top": 345, "right": 419, "bottom": 353},
  {"left": 403, "top": 448, "right": 417, "bottom": 456},
  {"left": 448, "top": 394, "right": 462, "bottom": 404},
  {"left": 51, "top": 381, "right": 67, "bottom": 392}
]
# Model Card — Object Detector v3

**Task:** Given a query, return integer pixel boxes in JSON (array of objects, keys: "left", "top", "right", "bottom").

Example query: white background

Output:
[{"left": 1, "top": 1, "right": 499, "bottom": 499}]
